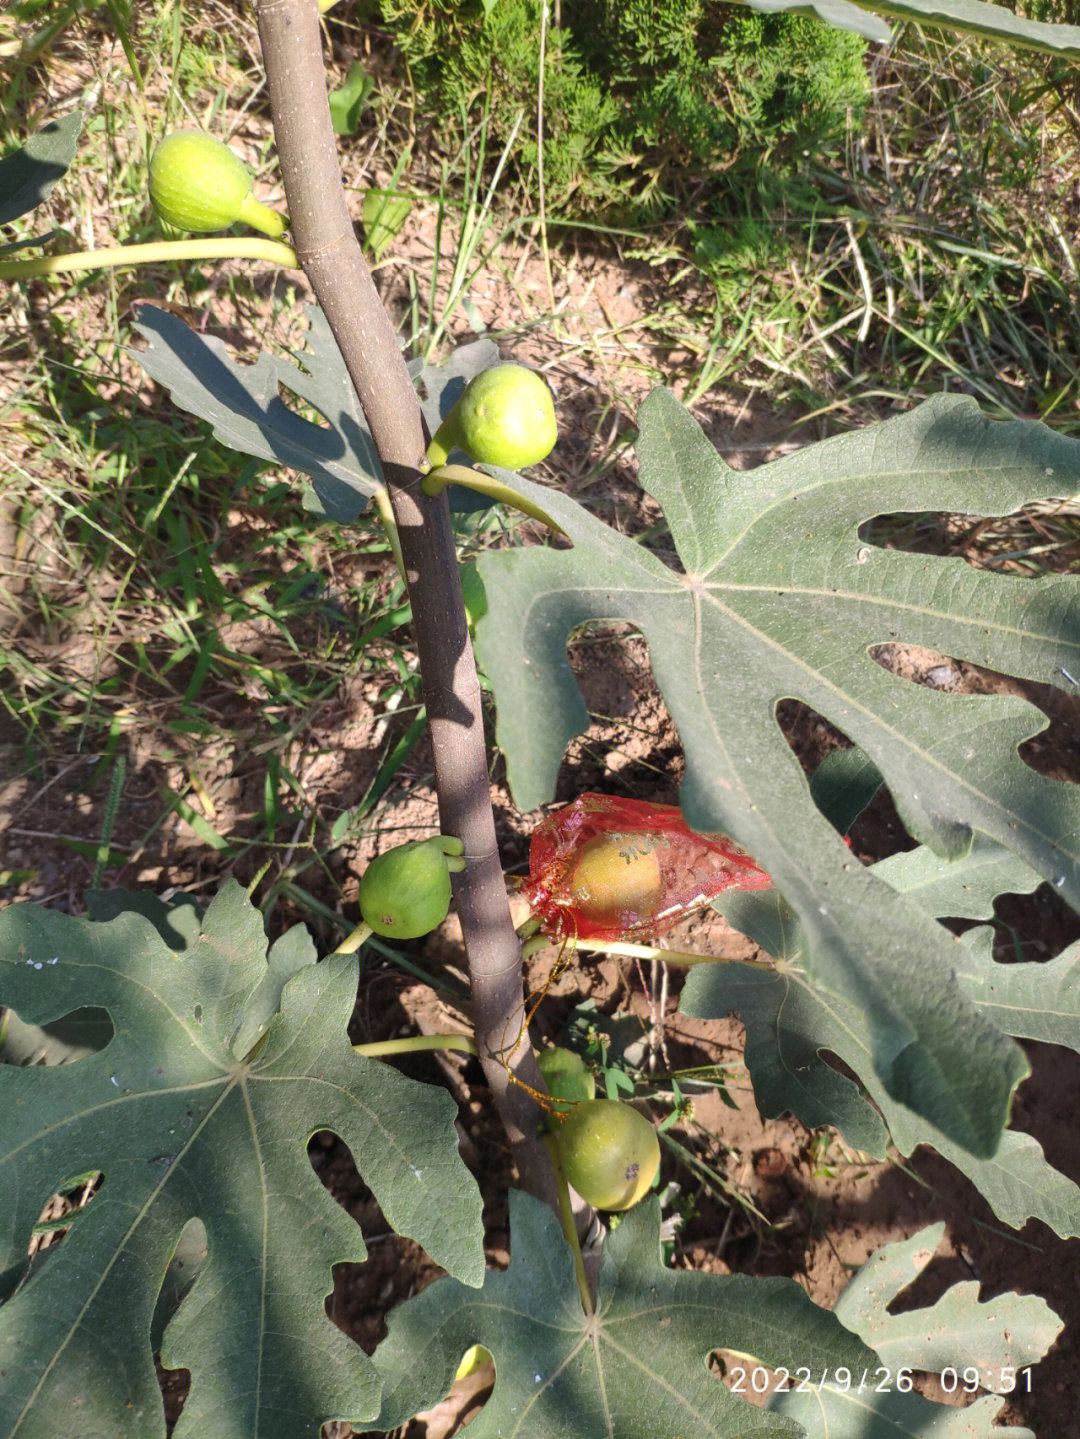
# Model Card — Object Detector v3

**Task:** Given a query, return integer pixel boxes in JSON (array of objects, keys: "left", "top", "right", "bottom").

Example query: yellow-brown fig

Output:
[{"left": 569, "top": 832, "right": 664, "bottom": 926}]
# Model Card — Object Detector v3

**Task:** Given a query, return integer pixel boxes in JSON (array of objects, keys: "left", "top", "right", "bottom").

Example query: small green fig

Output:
[
  {"left": 537, "top": 1046, "right": 596, "bottom": 1111},
  {"left": 149, "top": 131, "right": 286, "bottom": 238},
  {"left": 427, "top": 363, "right": 557, "bottom": 471},
  {"left": 359, "top": 836, "right": 464, "bottom": 940},
  {"left": 553, "top": 1098, "right": 660, "bottom": 1211}
]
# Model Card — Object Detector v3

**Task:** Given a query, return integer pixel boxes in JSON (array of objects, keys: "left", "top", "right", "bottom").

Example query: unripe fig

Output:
[
  {"left": 570, "top": 832, "right": 664, "bottom": 926},
  {"left": 554, "top": 1098, "right": 660, "bottom": 1211},
  {"left": 427, "top": 363, "right": 557, "bottom": 470},
  {"left": 149, "top": 131, "right": 286, "bottom": 238},
  {"left": 537, "top": 1046, "right": 596, "bottom": 1110},
  {"left": 359, "top": 836, "right": 464, "bottom": 940}
]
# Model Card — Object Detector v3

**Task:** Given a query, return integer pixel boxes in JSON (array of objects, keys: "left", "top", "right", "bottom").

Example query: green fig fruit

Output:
[
  {"left": 359, "top": 836, "right": 462, "bottom": 940},
  {"left": 427, "top": 363, "right": 557, "bottom": 470},
  {"left": 537, "top": 1046, "right": 596, "bottom": 1111},
  {"left": 554, "top": 1098, "right": 660, "bottom": 1211},
  {"left": 149, "top": 131, "right": 286, "bottom": 238}
]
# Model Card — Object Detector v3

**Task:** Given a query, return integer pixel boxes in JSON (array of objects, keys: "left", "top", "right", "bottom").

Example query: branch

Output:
[{"left": 256, "top": 0, "right": 556, "bottom": 1205}]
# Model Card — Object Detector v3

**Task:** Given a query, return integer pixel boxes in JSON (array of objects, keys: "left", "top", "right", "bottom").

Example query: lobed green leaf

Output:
[
  {"left": 372, "top": 1191, "right": 875, "bottom": 1437},
  {"left": 682, "top": 844, "right": 1080, "bottom": 1235},
  {"left": 474, "top": 390, "right": 1080, "bottom": 1159},
  {"left": 129, "top": 310, "right": 497, "bottom": 522},
  {"left": 0, "top": 883, "right": 484, "bottom": 1439}
]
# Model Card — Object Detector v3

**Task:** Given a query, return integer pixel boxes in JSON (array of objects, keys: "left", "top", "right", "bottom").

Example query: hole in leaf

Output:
[
  {"left": 151, "top": 1217, "right": 208, "bottom": 1350},
  {"left": 868, "top": 642, "right": 968, "bottom": 696},
  {"left": 989, "top": 884, "right": 1080, "bottom": 964},
  {"left": 273, "top": 381, "right": 332, "bottom": 431},
  {"left": 554, "top": 625, "right": 682, "bottom": 807},
  {"left": 775, "top": 699, "right": 910, "bottom": 862},
  {"left": 29, "top": 1171, "right": 103, "bottom": 1258},
  {"left": 0, "top": 1173, "right": 104, "bottom": 1305},
  {"left": 710, "top": 1349, "right": 788, "bottom": 1401},
  {"left": 1007, "top": 1040, "right": 1080, "bottom": 1185},
  {"left": 860, "top": 504, "right": 1080, "bottom": 578},
  {"left": 155, "top": 1358, "right": 190, "bottom": 1431},
  {"left": 0, "top": 1006, "right": 114, "bottom": 1065},
  {"left": 775, "top": 697, "right": 851, "bottom": 780},
  {"left": 151, "top": 1218, "right": 207, "bottom": 1426},
  {"left": 308, "top": 1133, "right": 434, "bottom": 1355},
  {"left": 868, "top": 644, "right": 1080, "bottom": 793},
  {"left": 374, "top": 1345, "right": 494, "bottom": 1437}
]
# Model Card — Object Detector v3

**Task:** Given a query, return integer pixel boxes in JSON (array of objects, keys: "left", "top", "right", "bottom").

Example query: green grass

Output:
[
  {"left": 1, "top": 345, "right": 426, "bottom": 923},
  {"left": 655, "top": 26, "right": 1080, "bottom": 430},
  {"left": 0, "top": 6, "right": 415, "bottom": 932},
  {"left": 0, "top": 0, "right": 567, "bottom": 945}
]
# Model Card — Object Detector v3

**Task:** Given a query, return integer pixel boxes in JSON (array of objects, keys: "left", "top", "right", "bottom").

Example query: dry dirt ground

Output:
[{"left": 4, "top": 175, "right": 1080, "bottom": 1435}]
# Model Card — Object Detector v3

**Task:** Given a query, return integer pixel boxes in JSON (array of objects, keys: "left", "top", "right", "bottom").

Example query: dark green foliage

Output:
[
  {"left": 378, "top": 0, "right": 619, "bottom": 202},
  {"left": 708, "top": 10, "right": 870, "bottom": 145},
  {"left": 374, "top": 0, "right": 868, "bottom": 218}
]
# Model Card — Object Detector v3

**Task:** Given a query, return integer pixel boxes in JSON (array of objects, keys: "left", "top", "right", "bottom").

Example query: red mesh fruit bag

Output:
[{"left": 522, "top": 792, "right": 771, "bottom": 943}]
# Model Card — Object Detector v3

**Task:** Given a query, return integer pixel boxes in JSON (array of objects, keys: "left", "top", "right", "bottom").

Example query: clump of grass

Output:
[
  {"left": 649, "top": 25, "right": 1080, "bottom": 433},
  {"left": 5, "top": 0, "right": 1079, "bottom": 940}
]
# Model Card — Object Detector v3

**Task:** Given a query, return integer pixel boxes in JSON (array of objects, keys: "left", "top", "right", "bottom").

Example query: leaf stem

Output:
[
  {"left": 422, "top": 464, "right": 566, "bottom": 535},
  {"left": 332, "top": 921, "right": 372, "bottom": 955},
  {"left": 0, "top": 237, "right": 299, "bottom": 281},
  {"left": 353, "top": 1033, "right": 478, "bottom": 1059},
  {"left": 424, "top": 416, "right": 461, "bottom": 471},
  {"left": 537, "top": 934, "right": 773, "bottom": 968},
  {"left": 544, "top": 1133, "right": 594, "bottom": 1314},
  {"left": 370, "top": 486, "right": 407, "bottom": 582}
]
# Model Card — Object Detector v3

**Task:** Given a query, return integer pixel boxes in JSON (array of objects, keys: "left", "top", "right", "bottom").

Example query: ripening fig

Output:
[
  {"left": 426, "top": 363, "right": 557, "bottom": 470},
  {"left": 149, "top": 131, "right": 287, "bottom": 238},
  {"left": 359, "top": 836, "right": 464, "bottom": 940},
  {"left": 553, "top": 1098, "right": 660, "bottom": 1211},
  {"left": 569, "top": 832, "right": 664, "bottom": 926}
]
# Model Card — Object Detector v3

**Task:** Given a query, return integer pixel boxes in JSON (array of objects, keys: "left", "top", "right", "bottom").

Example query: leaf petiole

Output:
[
  {"left": 544, "top": 1132, "right": 594, "bottom": 1314},
  {"left": 0, "top": 236, "right": 299, "bottom": 281},
  {"left": 421, "top": 464, "right": 566, "bottom": 535},
  {"left": 529, "top": 933, "right": 774, "bottom": 968},
  {"left": 353, "top": 1033, "right": 478, "bottom": 1059},
  {"left": 371, "top": 486, "right": 408, "bottom": 583},
  {"left": 332, "top": 921, "right": 373, "bottom": 955}
]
